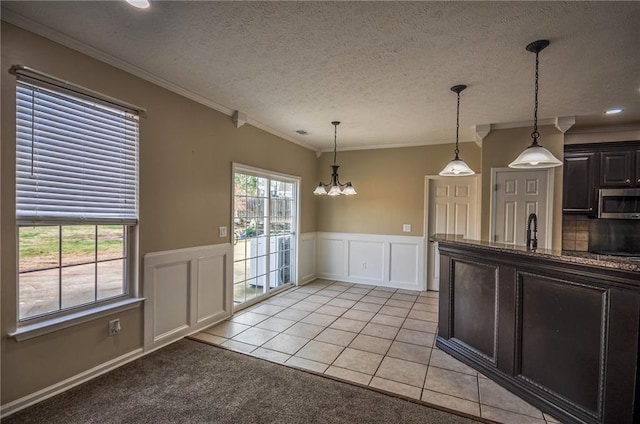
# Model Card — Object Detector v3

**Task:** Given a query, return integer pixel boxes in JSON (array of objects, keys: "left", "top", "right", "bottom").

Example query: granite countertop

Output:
[{"left": 430, "top": 234, "right": 640, "bottom": 273}]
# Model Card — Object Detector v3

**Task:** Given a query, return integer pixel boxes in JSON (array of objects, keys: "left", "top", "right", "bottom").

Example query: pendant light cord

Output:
[
  {"left": 531, "top": 50, "right": 540, "bottom": 145},
  {"left": 333, "top": 123, "right": 338, "bottom": 165},
  {"left": 455, "top": 90, "right": 460, "bottom": 159}
]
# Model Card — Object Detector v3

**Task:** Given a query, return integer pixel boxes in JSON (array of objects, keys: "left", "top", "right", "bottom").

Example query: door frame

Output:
[
  {"left": 424, "top": 174, "right": 481, "bottom": 291},
  {"left": 489, "top": 167, "right": 554, "bottom": 249},
  {"left": 231, "top": 163, "right": 301, "bottom": 312}
]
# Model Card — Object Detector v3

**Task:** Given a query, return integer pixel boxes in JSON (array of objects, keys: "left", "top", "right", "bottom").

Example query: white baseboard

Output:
[{"left": 0, "top": 348, "right": 144, "bottom": 419}]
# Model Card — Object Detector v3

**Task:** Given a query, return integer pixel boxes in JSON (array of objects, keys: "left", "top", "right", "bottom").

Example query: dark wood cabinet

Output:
[
  {"left": 563, "top": 143, "right": 640, "bottom": 212},
  {"left": 435, "top": 238, "right": 640, "bottom": 424},
  {"left": 600, "top": 150, "right": 634, "bottom": 187},
  {"left": 636, "top": 150, "right": 640, "bottom": 186},
  {"left": 563, "top": 151, "right": 597, "bottom": 214}
]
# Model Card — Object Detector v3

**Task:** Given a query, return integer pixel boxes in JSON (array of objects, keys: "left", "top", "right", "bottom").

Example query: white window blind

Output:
[{"left": 16, "top": 78, "right": 139, "bottom": 225}]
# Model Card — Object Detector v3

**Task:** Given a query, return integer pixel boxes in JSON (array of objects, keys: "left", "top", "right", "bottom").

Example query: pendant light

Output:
[
  {"left": 439, "top": 85, "right": 475, "bottom": 176},
  {"left": 509, "top": 40, "right": 562, "bottom": 169},
  {"left": 313, "top": 121, "right": 356, "bottom": 196}
]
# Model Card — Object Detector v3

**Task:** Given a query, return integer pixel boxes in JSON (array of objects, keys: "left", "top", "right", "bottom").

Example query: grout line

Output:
[{"left": 222, "top": 282, "right": 498, "bottom": 421}]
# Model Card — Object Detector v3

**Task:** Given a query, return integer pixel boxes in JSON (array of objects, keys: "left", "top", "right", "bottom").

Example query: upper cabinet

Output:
[
  {"left": 600, "top": 150, "right": 634, "bottom": 187},
  {"left": 563, "top": 141, "right": 640, "bottom": 214},
  {"left": 563, "top": 151, "right": 598, "bottom": 215},
  {"left": 636, "top": 150, "right": 640, "bottom": 186}
]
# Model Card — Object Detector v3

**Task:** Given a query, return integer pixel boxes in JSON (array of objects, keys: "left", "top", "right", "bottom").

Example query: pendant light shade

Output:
[
  {"left": 509, "top": 40, "right": 562, "bottom": 169},
  {"left": 439, "top": 85, "right": 475, "bottom": 177},
  {"left": 314, "top": 122, "right": 356, "bottom": 196},
  {"left": 440, "top": 159, "right": 476, "bottom": 176},
  {"left": 509, "top": 145, "right": 563, "bottom": 169}
]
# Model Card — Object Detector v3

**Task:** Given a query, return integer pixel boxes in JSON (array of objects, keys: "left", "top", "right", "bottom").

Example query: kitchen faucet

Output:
[{"left": 526, "top": 212, "right": 538, "bottom": 250}]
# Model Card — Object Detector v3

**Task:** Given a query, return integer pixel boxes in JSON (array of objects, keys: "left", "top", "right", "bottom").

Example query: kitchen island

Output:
[{"left": 432, "top": 235, "right": 640, "bottom": 424}]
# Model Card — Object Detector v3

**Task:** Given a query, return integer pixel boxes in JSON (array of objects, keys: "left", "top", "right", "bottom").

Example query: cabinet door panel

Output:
[
  {"left": 600, "top": 151, "right": 632, "bottom": 187},
  {"left": 635, "top": 150, "right": 640, "bottom": 186},
  {"left": 563, "top": 152, "right": 596, "bottom": 214}
]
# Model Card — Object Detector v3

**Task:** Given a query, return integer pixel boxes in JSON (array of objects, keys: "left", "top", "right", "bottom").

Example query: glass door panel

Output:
[
  {"left": 233, "top": 169, "right": 297, "bottom": 306},
  {"left": 269, "top": 180, "right": 294, "bottom": 289}
]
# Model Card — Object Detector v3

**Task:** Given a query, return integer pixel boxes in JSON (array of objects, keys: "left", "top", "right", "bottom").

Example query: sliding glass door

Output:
[{"left": 232, "top": 165, "right": 298, "bottom": 306}]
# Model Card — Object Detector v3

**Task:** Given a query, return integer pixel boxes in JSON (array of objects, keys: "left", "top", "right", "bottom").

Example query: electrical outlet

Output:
[
  {"left": 219, "top": 226, "right": 228, "bottom": 238},
  {"left": 108, "top": 319, "right": 121, "bottom": 336},
  {"left": 403, "top": 224, "right": 412, "bottom": 232}
]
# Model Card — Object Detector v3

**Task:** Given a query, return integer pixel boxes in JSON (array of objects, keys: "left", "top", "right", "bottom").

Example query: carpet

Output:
[{"left": 2, "top": 339, "right": 483, "bottom": 424}]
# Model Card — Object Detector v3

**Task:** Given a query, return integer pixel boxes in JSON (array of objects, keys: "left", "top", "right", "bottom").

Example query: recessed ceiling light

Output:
[
  {"left": 126, "top": 0, "right": 150, "bottom": 9},
  {"left": 605, "top": 108, "right": 623, "bottom": 115}
]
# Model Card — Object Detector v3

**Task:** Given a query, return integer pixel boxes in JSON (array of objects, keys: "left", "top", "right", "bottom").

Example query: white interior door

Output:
[
  {"left": 491, "top": 168, "right": 553, "bottom": 249},
  {"left": 426, "top": 176, "right": 479, "bottom": 291}
]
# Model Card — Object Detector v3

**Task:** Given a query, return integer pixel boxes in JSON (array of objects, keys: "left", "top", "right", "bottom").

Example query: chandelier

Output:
[{"left": 313, "top": 121, "right": 356, "bottom": 196}]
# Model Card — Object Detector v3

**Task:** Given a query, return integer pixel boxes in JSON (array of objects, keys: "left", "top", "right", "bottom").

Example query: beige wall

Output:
[
  {"left": 0, "top": 21, "right": 574, "bottom": 408},
  {"left": 480, "top": 126, "right": 564, "bottom": 249},
  {"left": 1, "top": 23, "right": 317, "bottom": 404},
  {"left": 315, "top": 142, "right": 482, "bottom": 236}
]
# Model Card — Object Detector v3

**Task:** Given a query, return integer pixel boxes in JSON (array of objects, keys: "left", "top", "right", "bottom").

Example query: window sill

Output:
[{"left": 8, "top": 297, "right": 145, "bottom": 342}]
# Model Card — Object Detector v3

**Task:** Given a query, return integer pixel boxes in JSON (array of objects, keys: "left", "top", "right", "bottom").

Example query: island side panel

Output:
[
  {"left": 603, "top": 288, "right": 640, "bottom": 424},
  {"left": 434, "top": 238, "right": 640, "bottom": 424},
  {"left": 516, "top": 272, "right": 607, "bottom": 418},
  {"left": 450, "top": 259, "right": 498, "bottom": 361},
  {"left": 438, "top": 253, "right": 451, "bottom": 339}
]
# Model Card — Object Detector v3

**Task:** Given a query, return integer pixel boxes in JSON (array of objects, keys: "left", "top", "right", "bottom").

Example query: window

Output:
[{"left": 15, "top": 68, "right": 140, "bottom": 321}]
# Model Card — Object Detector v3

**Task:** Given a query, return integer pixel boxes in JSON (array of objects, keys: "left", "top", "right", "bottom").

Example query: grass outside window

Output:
[{"left": 19, "top": 225, "right": 128, "bottom": 320}]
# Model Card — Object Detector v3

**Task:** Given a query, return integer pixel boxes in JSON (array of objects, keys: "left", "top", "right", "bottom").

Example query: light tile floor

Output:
[{"left": 191, "top": 279, "right": 562, "bottom": 424}]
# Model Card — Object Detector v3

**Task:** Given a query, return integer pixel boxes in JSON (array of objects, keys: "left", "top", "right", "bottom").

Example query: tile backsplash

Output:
[{"left": 562, "top": 215, "right": 589, "bottom": 252}]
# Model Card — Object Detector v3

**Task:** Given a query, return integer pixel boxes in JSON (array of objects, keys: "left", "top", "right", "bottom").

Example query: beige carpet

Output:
[{"left": 2, "top": 339, "right": 486, "bottom": 424}]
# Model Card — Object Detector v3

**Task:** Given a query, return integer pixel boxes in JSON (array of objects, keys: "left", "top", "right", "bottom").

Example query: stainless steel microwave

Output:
[{"left": 598, "top": 188, "right": 640, "bottom": 219}]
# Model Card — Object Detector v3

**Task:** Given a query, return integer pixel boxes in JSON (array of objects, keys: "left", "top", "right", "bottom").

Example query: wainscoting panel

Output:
[
  {"left": 143, "top": 243, "right": 233, "bottom": 352},
  {"left": 152, "top": 261, "right": 190, "bottom": 338},
  {"left": 389, "top": 242, "right": 420, "bottom": 285},
  {"left": 317, "top": 232, "right": 425, "bottom": 291},
  {"left": 318, "top": 236, "right": 345, "bottom": 280},
  {"left": 299, "top": 233, "right": 317, "bottom": 284},
  {"left": 196, "top": 254, "right": 226, "bottom": 324},
  {"left": 348, "top": 240, "right": 385, "bottom": 282}
]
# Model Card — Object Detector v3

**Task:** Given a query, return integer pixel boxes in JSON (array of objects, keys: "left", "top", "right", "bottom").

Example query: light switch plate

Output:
[
  {"left": 219, "top": 226, "right": 228, "bottom": 238},
  {"left": 402, "top": 224, "right": 412, "bottom": 232}
]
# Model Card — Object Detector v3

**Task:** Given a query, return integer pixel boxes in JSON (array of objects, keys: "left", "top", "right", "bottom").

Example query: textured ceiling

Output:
[{"left": 2, "top": 1, "right": 639, "bottom": 151}]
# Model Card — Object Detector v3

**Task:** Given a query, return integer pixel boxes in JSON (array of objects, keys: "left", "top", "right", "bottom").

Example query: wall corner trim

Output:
[
  {"left": 474, "top": 124, "right": 492, "bottom": 147},
  {"left": 554, "top": 116, "right": 576, "bottom": 133}
]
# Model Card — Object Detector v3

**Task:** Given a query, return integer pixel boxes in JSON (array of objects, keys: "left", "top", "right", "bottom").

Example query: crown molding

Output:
[
  {"left": 1, "top": 10, "right": 318, "bottom": 153},
  {"left": 317, "top": 137, "right": 477, "bottom": 153},
  {"left": 566, "top": 123, "right": 640, "bottom": 134},
  {"left": 475, "top": 116, "right": 576, "bottom": 138},
  {"left": 488, "top": 118, "right": 557, "bottom": 131}
]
